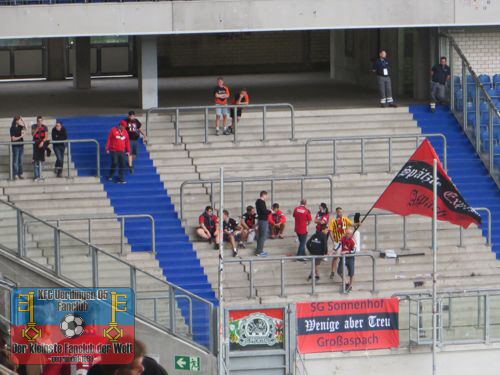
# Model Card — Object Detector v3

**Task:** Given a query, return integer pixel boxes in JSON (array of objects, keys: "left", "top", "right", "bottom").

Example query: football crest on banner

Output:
[{"left": 229, "top": 309, "right": 284, "bottom": 350}]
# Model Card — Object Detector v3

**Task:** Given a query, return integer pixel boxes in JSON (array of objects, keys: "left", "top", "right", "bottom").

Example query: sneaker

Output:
[
  {"left": 216, "top": 128, "right": 220, "bottom": 136},
  {"left": 257, "top": 252, "right": 268, "bottom": 257},
  {"left": 117, "top": 180, "right": 127, "bottom": 184},
  {"left": 214, "top": 244, "right": 220, "bottom": 250},
  {"left": 18, "top": 175, "right": 24, "bottom": 180},
  {"left": 223, "top": 128, "right": 228, "bottom": 135},
  {"left": 316, "top": 275, "right": 320, "bottom": 281},
  {"left": 107, "top": 176, "right": 113, "bottom": 182},
  {"left": 307, "top": 274, "right": 312, "bottom": 281},
  {"left": 296, "top": 258, "right": 307, "bottom": 263},
  {"left": 345, "top": 283, "right": 352, "bottom": 292},
  {"left": 232, "top": 249, "right": 238, "bottom": 257},
  {"left": 278, "top": 235, "right": 284, "bottom": 239},
  {"left": 329, "top": 272, "right": 335, "bottom": 280},
  {"left": 46, "top": 148, "right": 51, "bottom": 157},
  {"left": 228, "top": 127, "right": 233, "bottom": 134},
  {"left": 238, "top": 242, "right": 246, "bottom": 249},
  {"left": 388, "top": 103, "right": 398, "bottom": 108}
]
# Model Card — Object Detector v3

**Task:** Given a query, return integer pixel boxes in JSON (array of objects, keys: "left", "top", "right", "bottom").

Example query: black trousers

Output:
[{"left": 108, "top": 151, "right": 126, "bottom": 181}]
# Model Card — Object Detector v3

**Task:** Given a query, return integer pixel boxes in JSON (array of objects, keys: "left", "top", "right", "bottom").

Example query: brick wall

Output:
[
  {"left": 450, "top": 28, "right": 500, "bottom": 76},
  {"left": 157, "top": 31, "right": 329, "bottom": 76}
]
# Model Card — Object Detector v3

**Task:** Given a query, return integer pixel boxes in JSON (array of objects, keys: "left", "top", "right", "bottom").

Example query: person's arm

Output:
[
  {"left": 105, "top": 129, "right": 112, "bottom": 153},
  {"left": 10, "top": 128, "right": 20, "bottom": 142},
  {"left": 240, "top": 218, "right": 249, "bottom": 230},
  {"left": 268, "top": 212, "right": 275, "bottom": 225}
]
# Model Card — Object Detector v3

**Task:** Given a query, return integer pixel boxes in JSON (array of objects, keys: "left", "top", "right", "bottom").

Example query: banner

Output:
[
  {"left": 10, "top": 287, "right": 135, "bottom": 365},
  {"left": 373, "top": 139, "right": 481, "bottom": 228},
  {"left": 296, "top": 298, "right": 399, "bottom": 353},
  {"left": 228, "top": 308, "right": 284, "bottom": 351}
]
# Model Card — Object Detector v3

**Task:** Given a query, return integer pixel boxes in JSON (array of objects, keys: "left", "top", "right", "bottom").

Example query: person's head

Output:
[
  {"left": 223, "top": 209, "right": 229, "bottom": 220},
  {"left": 440, "top": 56, "right": 447, "bottom": 65},
  {"left": 36, "top": 116, "right": 43, "bottom": 125},
  {"left": 345, "top": 228, "right": 354, "bottom": 239},
  {"left": 119, "top": 120, "right": 128, "bottom": 128},
  {"left": 272, "top": 203, "right": 280, "bottom": 212},
  {"left": 354, "top": 212, "right": 361, "bottom": 229},
  {"left": 55, "top": 121, "right": 63, "bottom": 131},
  {"left": 99, "top": 340, "right": 146, "bottom": 375},
  {"left": 217, "top": 77, "right": 224, "bottom": 87},
  {"left": 336, "top": 207, "right": 343, "bottom": 217},
  {"left": 205, "top": 206, "right": 213, "bottom": 215},
  {"left": 246, "top": 205, "right": 254, "bottom": 215},
  {"left": 379, "top": 50, "right": 386, "bottom": 59},
  {"left": 12, "top": 115, "right": 21, "bottom": 127},
  {"left": 319, "top": 203, "right": 328, "bottom": 214},
  {"left": 128, "top": 111, "right": 136, "bottom": 120},
  {"left": 240, "top": 88, "right": 247, "bottom": 96},
  {"left": 260, "top": 191, "right": 268, "bottom": 200},
  {"left": 300, "top": 199, "right": 307, "bottom": 206}
]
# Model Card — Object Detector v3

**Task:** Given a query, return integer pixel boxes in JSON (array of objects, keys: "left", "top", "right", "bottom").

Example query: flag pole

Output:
[
  {"left": 432, "top": 158, "right": 438, "bottom": 375},
  {"left": 218, "top": 166, "right": 225, "bottom": 375}
]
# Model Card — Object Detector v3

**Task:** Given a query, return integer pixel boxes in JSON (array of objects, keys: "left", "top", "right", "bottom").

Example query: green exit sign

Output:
[{"left": 175, "top": 355, "right": 201, "bottom": 371}]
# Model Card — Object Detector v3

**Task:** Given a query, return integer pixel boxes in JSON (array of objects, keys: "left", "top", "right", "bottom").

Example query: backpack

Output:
[{"left": 307, "top": 233, "right": 326, "bottom": 255}]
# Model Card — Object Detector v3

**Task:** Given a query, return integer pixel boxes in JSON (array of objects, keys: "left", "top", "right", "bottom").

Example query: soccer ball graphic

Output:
[{"left": 60, "top": 314, "right": 85, "bottom": 338}]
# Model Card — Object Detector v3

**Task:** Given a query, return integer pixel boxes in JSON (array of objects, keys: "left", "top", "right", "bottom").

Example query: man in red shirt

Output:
[
  {"left": 293, "top": 199, "right": 312, "bottom": 258},
  {"left": 268, "top": 203, "right": 286, "bottom": 239},
  {"left": 106, "top": 120, "right": 130, "bottom": 184},
  {"left": 337, "top": 228, "right": 356, "bottom": 292},
  {"left": 196, "top": 206, "right": 220, "bottom": 249}
]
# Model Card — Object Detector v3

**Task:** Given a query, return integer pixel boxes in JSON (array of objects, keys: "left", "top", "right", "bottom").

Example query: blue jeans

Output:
[
  {"left": 296, "top": 234, "right": 308, "bottom": 256},
  {"left": 53, "top": 144, "right": 65, "bottom": 173},
  {"left": 33, "top": 160, "right": 42, "bottom": 179},
  {"left": 256, "top": 220, "right": 268, "bottom": 254},
  {"left": 12, "top": 146, "right": 23, "bottom": 177}
]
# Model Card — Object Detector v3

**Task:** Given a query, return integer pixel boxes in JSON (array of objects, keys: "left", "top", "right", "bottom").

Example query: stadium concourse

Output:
[{"left": 1, "top": 71, "right": 500, "bottom": 374}]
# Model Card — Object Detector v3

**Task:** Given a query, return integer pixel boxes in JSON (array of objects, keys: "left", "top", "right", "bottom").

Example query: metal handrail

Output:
[
  {"left": 305, "top": 133, "right": 448, "bottom": 175},
  {"left": 446, "top": 34, "right": 500, "bottom": 188},
  {"left": 0, "top": 198, "right": 215, "bottom": 352},
  {"left": 2, "top": 139, "right": 101, "bottom": 179},
  {"left": 179, "top": 175, "right": 333, "bottom": 221},
  {"left": 395, "top": 288, "right": 500, "bottom": 346},
  {"left": 145, "top": 103, "right": 295, "bottom": 144},
  {"left": 361, "top": 206, "right": 491, "bottom": 251},
  {"left": 224, "top": 253, "right": 377, "bottom": 298},
  {"left": 24, "top": 214, "right": 156, "bottom": 255}
]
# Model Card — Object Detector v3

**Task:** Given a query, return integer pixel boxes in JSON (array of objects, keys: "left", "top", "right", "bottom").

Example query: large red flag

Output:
[{"left": 373, "top": 139, "right": 481, "bottom": 228}]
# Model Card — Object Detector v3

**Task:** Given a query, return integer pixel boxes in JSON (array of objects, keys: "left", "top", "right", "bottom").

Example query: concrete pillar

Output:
[
  {"left": 413, "top": 28, "right": 432, "bottom": 100},
  {"left": 47, "top": 38, "right": 66, "bottom": 81},
  {"left": 73, "top": 37, "right": 91, "bottom": 89},
  {"left": 138, "top": 36, "right": 158, "bottom": 109}
]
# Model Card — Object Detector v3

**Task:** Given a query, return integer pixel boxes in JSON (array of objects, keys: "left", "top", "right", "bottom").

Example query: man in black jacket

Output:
[
  {"left": 52, "top": 121, "right": 67, "bottom": 178},
  {"left": 255, "top": 191, "right": 270, "bottom": 257}
]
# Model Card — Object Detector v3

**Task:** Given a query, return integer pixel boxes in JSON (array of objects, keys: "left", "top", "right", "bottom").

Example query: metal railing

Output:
[
  {"left": 304, "top": 133, "right": 448, "bottom": 175},
  {"left": 361, "top": 206, "right": 491, "bottom": 251},
  {"left": 445, "top": 34, "right": 500, "bottom": 187},
  {"left": 396, "top": 288, "right": 500, "bottom": 346},
  {"left": 24, "top": 214, "right": 156, "bottom": 255},
  {"left": 145, "top": 103, "right": 295, "bottom": 144},
  {"left": 2, "top": 139, "right": 101, "bottom": 179},
  {"left": 179, "top": 175, "right": 333, "bottom": 221},
  {"left": 0, "top": 198, "right": 215, "bottom": 353},
  {"left": 224, "top": 253, "right": 377, "bottom": 298}
]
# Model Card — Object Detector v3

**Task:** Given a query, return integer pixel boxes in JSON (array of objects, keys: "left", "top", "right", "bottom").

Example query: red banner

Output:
[
  {"left": 296, "top": 298, "right": 399, "bottom": 353},
  {"left": 373, "top": 139, "right": 481, "bottom": 229}
]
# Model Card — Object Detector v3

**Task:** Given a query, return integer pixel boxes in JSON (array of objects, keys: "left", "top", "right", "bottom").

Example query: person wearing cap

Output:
[{"left": 105, "top": 120, "right": 131, "bottom": 184}]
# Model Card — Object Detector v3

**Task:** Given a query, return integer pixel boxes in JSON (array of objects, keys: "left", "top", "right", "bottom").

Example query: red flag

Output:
[{"left": 373, "top": 139, "right": 481, "bottom": 228}]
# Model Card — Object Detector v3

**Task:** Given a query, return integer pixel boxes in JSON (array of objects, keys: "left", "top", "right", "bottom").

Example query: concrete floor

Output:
[{"left": 0, "top": 72, "right": 419, "bottom": 117}]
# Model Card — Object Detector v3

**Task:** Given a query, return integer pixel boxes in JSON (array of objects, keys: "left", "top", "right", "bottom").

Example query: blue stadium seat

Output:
[
  {"left": 453, "top": 76, "right": 461, "bottom": 86},
  {"left": 466, "top": 75, "right": 474, "bottom": 85},
  {"left": 493, "top": 74, "right": 500, "bottom": 88},
  {"left": 494, "top": 85, "right": 500, "bottom": 99},
  {"left": 478, "top": 74, "right": 492, "bottom": 88}
]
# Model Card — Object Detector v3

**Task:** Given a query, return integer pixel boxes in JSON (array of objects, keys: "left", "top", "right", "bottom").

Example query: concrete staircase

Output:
[
  {"left": 0, "top": 118, "right": 189, "bottom": 335},
  {"left": 146, "top": 107, "right": 500, "bottom": 305}
]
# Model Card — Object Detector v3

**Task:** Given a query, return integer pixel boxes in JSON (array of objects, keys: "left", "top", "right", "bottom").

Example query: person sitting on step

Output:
[
  {"left": 268, "top": 203, "right": 286, "bottom": 239},
  {"left": 222, "top": 209, "right": 245, "bottom": 257},
  {"left": 196, "top": 206, "right": 220, "bottom": 249}
]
